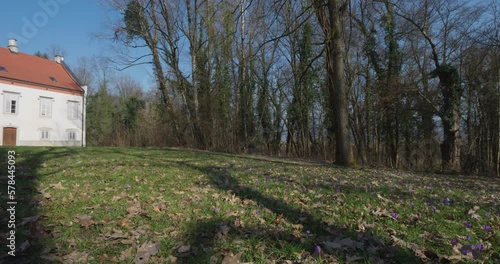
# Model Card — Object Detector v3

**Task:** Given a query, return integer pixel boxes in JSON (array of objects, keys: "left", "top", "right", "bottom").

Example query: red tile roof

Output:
[{"left": 0, "top": 47, "right": 83, "bottom": 93}]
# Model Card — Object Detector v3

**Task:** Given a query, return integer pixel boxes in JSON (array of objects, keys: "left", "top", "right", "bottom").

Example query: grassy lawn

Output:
[{"left": 1, "top": 147, "right": 499, "bottom": 263}]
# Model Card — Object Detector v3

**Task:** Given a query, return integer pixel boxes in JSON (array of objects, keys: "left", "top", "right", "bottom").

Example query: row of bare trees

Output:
[{"left": 75, "top": 0, "right": 500, "bottom": 176}]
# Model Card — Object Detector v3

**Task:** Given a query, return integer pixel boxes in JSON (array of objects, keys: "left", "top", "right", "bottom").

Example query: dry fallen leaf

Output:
[
  {"left": 177, "top": 245, "right": 191, "bottom": 254},
  {"left": 467, "top": 205, "right": 480, "bottom": 215},
  {"left": 274, "top": 213, "right": 284, "bottom": 225},
  {"left": 119, "top": 217, "right": 132, "bottom": 228},
  {"left": 62, "top": 251, "right": 90, "bottom": 264},
  {"left": 127, "top": 203, "right": 144, "bottom": 216},
  {"left": 376, "top": 194, "right": 391, "bottom": 204},
  {"left": 50, "top": 181, "right": 66, "bottom": 190},
  {"left": 222, "top": 252, "right": 243, "bottom": 264},
  {"left": 75, "top": 215, "right": 95, "bottom": 228},
  {"left": 134, "top": 241, "right": 160, "bottom": 264},
  {"left": 371, "top": 208, "right": 392, "bottom": 217},
  {"left": 152, "top": 201, "right": 167, "bottom": 213},
  {"left": 43, "top": 192, "right": 52, "bottom": 199}
]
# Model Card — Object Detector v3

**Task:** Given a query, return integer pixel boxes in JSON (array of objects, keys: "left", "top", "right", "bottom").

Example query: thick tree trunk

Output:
[
  {"left": 435, "top": 65, "right": 462, "bottom": 172},
  {"left": 324, "top": 0, "right": 352, "bottom": 166},
  {"left": 313, "top": 0, "right": 352, "bottom": 166}
]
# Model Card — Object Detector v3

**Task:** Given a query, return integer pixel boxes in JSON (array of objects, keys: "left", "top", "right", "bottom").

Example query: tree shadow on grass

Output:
[
  {"left": 77, "top": 147, "right": 498, "bottom": 262},
  {"left": 97, "top": 147, "right": 485, "bottom": 263},
  {"left": 0, "top": 147, "right": 78, "bottom": 264},
  {"left": 175, "top": 162, "right": 423, "bottom": 263}
]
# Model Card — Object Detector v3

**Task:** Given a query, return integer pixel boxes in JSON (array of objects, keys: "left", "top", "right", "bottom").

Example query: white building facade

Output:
[{"left": 0, "top": 39, "right": 86, "bottom": 147}]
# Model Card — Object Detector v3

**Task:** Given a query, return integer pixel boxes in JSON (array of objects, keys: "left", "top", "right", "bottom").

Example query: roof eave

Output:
[
  {"left": 0, "top": 76, "right": 84, "bottom": 95},
  {"left": 61, "top": 61, "right": 85, "bottom": 92}
]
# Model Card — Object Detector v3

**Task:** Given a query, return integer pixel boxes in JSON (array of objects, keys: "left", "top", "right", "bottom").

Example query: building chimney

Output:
[
  {"left": 54, "top": 55, "right": 64, "bottom": 64},
  {"left": 8, "top": 39, "right": 18, "bottom": 53}
]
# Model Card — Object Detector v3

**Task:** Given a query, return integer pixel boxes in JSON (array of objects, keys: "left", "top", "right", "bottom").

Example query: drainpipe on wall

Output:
[{"left": 81, "top": 85, "right": 87, "bottom": 147}]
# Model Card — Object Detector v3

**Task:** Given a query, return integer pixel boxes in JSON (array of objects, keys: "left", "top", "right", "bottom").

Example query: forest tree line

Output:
[{"left": 71, "top": 0, "right": 500, "bottom": 176}]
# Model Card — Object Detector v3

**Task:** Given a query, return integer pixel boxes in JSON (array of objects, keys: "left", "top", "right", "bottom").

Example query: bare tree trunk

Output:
[
  {"left": 144, "top": 1, "right": 183, "bottom": 145},
  {"left": 312, "top": 0, "right": 352, "bottom": 165}
]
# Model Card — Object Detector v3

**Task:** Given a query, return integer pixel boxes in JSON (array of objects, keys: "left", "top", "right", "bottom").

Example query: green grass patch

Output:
[{"left": 0, "top": 147, "right": 499, "bottom": 263}]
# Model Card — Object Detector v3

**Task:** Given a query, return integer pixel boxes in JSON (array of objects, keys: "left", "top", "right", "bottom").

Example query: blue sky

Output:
[{"left": 0, "top": 0, "right": 153, "bottom": 89}]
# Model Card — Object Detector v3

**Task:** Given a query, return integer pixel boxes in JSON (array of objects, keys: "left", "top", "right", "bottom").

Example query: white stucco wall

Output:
[{"left": 0, "top": 82, "right": 85, "bottom": 146}]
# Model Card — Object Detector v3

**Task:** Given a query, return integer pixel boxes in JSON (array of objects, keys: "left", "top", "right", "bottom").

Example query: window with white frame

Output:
[
  {"left": 67, "top": 101, "right": 80, "bottom": 119},
  {"left": 3, "top": 92, "right": 19, "bottom": 114},
  {"left": 39, "top": 97, "right": 53, "bottom": 117}
]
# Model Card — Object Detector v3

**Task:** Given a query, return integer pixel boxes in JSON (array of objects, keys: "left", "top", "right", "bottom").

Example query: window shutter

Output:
[
  {"left": 67, "top": 101, "right": 79, "bottom": 119},
  {"left": 74, "top": 103, "right": 79, "bottom": 118},
  {"left": 4, "top": 94, "right": 11, "bottom": 113},
  {"left": 68, "top": 102, "right": 73, "bottom": 119},
  {"left": 47, "top": 99, "right": 52, "bottom": 117},
  {"left": 40, "top": 100, "right": 45, "bottom": 116}
]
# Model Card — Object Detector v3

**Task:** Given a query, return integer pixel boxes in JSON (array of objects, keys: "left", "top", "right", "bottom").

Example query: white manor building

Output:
[{"left": 0, "top": 39, "right": 86, "bottom": 146}]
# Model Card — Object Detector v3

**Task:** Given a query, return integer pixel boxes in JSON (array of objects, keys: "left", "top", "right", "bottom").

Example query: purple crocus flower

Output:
[
  {"left": 306, "top": 230, "right": 311, "bottom": 237},
  {"left": 485, "top": 212, "right": 490, "bottom": 217},
  {"left": 451, "top": 239, "right": 458, "bottom": 246},
  {"left": 466, "top": 234, "right": 471, "bottom": 240},
  {"left": 484, "top": 225, "right": 492, "bottom": 231},
  {"left": 315, "top": 245, "right": 321, "bottom": 254},
  {"left": 391, "top": 213, "right": 399, "bottom": 219},
  {"left": 465, "top": 223, "right": 472, "bottom": 228},
  {"left": 476, "top": 244, "right": 484, "bottom": 251},
  {"left": 461, "top": 249, "right": 469, "bottom": 255}
]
